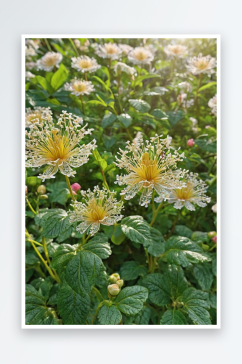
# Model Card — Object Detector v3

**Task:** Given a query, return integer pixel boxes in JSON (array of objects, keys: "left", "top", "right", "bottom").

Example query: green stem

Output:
[
  {"left": 92, "top": 301, "right": 105, "bottom": 325},
  {"left": 80, "top": 95, "right": 85, "bottom": 115},
  {"left": 167, "top": 212, "right": 179, "bottom": 239},
  {"left": 208, "top": 244, "right": 217, "bottom": 252},
  {"left": 84, "top": 72, "right": 87, "bottom": 81},
  {"left": 42, "top": 237, "right": 51, "bottom": 265},
  {"left": 92, "top": 287, "right": 104, "bottom": 302},
  {"left": 108, "top": 58, "right": 112, "bottom": 79},
  {"left": 126, "top": 128, "right": 132, "bottom": 141},
  {"left": 65, "top": 175, "right": 76, "bottom": 201},
  {"left": 195, "top": 73, "right": 203, "bottom": 105},
  {"left": 44, "top": 38, "right": 52, "bottom": 52},
  {"left": 69, "top": 38, "right": 79, "bottom": 56},
  {"left": 26, "top": 198, "right": 37, "bottom": 215},
  {"left": 150, "top": 201, "right": 164, "bottom": 227}
]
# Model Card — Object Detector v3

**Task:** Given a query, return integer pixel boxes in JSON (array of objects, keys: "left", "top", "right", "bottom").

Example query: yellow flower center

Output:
[
  {"left": 78, "top": 59, "right": 92, "bottom": 69},
  {"left": 174, "top": 182, "right": 194, "bottom": 200},
  {"left": 44, "top": 57, "right": 58, "bottom": 66},
  {"left": 134, "top": 50, "right": 147, "bottom": 61},
  {"left": 105, "top": 44, "right": 118, "bottom": 54},
  {"left": 27, "top": 112, "right": 41, "bottom": 124},
  {"left": 39, "top": 130, "right": 74, "bottom": 163},
  {"left": 85, "top": 199, "right": 107, "bottom": 222},
  {"left": 132, "top": 152, "right": 161, "bottom": 185},
  {"left": 196, "top": 59, "right": 209, "bottom": 70},
  {"left": 73, "top": 81, "right": 87, "bottom": 92}
]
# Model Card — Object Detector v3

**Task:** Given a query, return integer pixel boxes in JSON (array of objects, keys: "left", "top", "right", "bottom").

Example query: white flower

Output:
[
  {"left": 119, "top": 44, "right": 133, "bottom": 55},
  {"left": 64, "top": 78, "right": 95, "bottom": 96},
  {"left": 211, "top": 203, "right": 217, "bottom": 213},
  {"left": 208, "top": 95, "right": 217, "bottom": 116},
  {"left": 26, "top": 62, "right": 37, "bottom": 70},
  {"left": 37, "top": 52, "right": 63, "bottom": 72},
  {"left": 26, "top": 39, "right": 40, "bottom": 50},
  {"left": 25, "top": 71, "right": 35, "bottom": 80},
  {"left": 190, "top": 117, "right": 198, "bottom": 126},
  {"left": 178, "top": 81, "right": 192, "bottom": 92},
  {"left": 186, "top": 54, "right": 216, "bottom": 75},
  {"left": 25, "top": 107, "right": 52, "bottom": 128},
  {"left": 96, "top": 43, "right": 122, "bottom": 60},
  {"left": 164, "top": 44, "right": 187, "bottom": 58},
  {"left": 128, "top": 47, "right": 154, "bottom": 65},
  {"left": 113, "top": 62, "right": 136, "bottom": 75},
  {"left": 169, "top": 173, "right": 211, "bottom": 211},
  {"left": 25, "top": 46, "right": 36, "bottom": 58},
  {"left": 71, "top": 56, "right": 100, "bottom": 73}
]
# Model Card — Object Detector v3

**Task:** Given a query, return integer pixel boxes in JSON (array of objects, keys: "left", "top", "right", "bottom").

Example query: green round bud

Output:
[
  {"left": 37, "top": 185, "right": 46, "bottom": 195},
  {"left": 108, "top": 273, "right": 120, "bottom": 283},
  {"left": 108, "top": 284, "right": 120, "bottom": 296},
  {"left": 208, "top": 231, "right": 217, "bottom": 239},
  {"left": 116, "top": 279, "right": 124, "bottom": 288},
  {"left": 202, "top": 244, "right": 209, "bottom": 251},
  {"left": 39, "top": 194, "right": 48, "bottom": 200}
]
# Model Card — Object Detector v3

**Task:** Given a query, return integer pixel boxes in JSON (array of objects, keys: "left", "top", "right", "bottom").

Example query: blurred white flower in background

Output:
[
  {"left": 96, "top": 43, "right": 122, "bottom": 60},
  {"left": 208, "top": 95, "right": 217, "bottom": 116},
  {"left": 64, "top": 78, "right": 95, "bottom": 96},
  {"left": 71, "top": 56, "right": 100, "bottom": 73},
  {"left": 164, "top": 44, "right": 187, "bottom": 58},
  {"left": 128, "top": 47, "right": 154, "bottom": 65},
  {"left": 37, "top": 52, "right": 63, "bottom": 71},
  {"left": 186, "top": 54, "right": 216, "bottom": 75}
]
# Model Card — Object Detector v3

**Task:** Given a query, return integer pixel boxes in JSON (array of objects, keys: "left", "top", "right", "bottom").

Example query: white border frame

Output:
[{"left": 22, "top": 34, "right": 220, "bottom": 329}]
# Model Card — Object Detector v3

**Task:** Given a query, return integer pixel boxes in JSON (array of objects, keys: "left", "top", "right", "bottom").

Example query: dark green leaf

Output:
[
  {"left": 120, "top": 261, "right": 148, "bottom": 281},
  {"left": 51, "top": 244, "right": 76, "bottom": 271},
  {"left": 121, "top": 216, "right": 151, "bottom": 246},
  {"left": 36, "top": 209, "right": 73, "bottom": 242},
  {"left": 193, "top": 264, "right": 214, "bottom": 290},
  {"left": 129, "top": 99, "right": 151, "bottom": 113},
  {"left": 114, "top": 286, "right": 148, "bottom": 316},
  {"left": 174, "top": 225, "right": 193, "bottom": 238},
  {"left": 167, "top": 110, "right": 184, "bottom": 127},
  {"left": 117, "top": 113, "right": 132, "bottom": 127},
  {"left": 178, "top": 288, "right": 211, "bottom": 325},
  {"left": 98, "top": 305, "right": 122, "bottom": 325},
  {"left": 82, "top": 233, "right": 111, "bottom": 259},
  {"left": 142, "top": 273, "right": 171, "bottom": 306},
  {"left": 160, "top": 309, "right": 187, "bottom": 325},
  {"left": 101, "top": 112, "right": 116, "bottom": 128}
]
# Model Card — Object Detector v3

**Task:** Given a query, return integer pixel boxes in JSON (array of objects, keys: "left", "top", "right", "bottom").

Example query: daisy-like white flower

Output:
[
  {"left": 119, "top": 44, "right": 133, "bottom": 55},
  {"left": 25, "top": 71, "right": 35, "bottom": 80},
  {"left": 164, "top": 44, "right": 187, "bottom": 58},
  {"left": 128, "top": 47, "right": 154, "bottom": 65},
  {"left": 115, "top": 134, "right": 186, "bottom": 207},
  {"left": 169, "top": 173, "right": 211, "bottom": 211},
  {"left": 71, "top": 56, "right": 101, "bottom": 73},
  {"left": 211, "top": 203, "right": 217, "bottom": 213},
  {"left": 74, "top": 39, "right": 90, "bottom": 51},
  {"left": 37, "top": 52, "right": 63, "bottom": 72},
  {"left": 25, "top": 111, "right": 96, "bottom": 181},
  {"left": 178, "top": 81, "right": 192, "bottom": 92},
  {"left": 64, "top": 78, "right": 95, "bottom": 96},
  {"left": 186, "top": 53, "right": 216, "bottom": 75},
  {"left": 69, "top": 186, "right": 123, "bottom": 236},
  {"left": 113, "top": 62, "right": 136, "bottom": 76},
  {"left": 26, "top": 39, "right": 40, "bottom": 50},
  {"left": 208, "top": 95, "right": 217, "bottom": 116},
  {"left": 26, "top": 62, "right": 37, "bottom": 70},
  {"left": 190, "top": 117, "right": 198, "bottom": 126},
  {"left": 25, "top": 46, "right": 36, "bottom": 58},
  {"left": 25, "top": 107, "right": 52, "bottom": 128},
  {"left": 96, "top": 43, "right": 122, "bottom": 60}
]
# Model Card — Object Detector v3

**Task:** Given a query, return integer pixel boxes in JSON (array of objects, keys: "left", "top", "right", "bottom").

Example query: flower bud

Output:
[
  {"left": 25, "top": 185, "right": 28, "bottom": 195},
  {"left": 71, "top": 183, "right": 81, "bottom": 192},
  {"left": 208, "top": 231, "right": 216, "bottom": 239},
  {"left": 116, "top": 279, "right": 124, "bottom": 288},
  {"left": 108, "top": 273, "right": 120, "bottom": 284},
  {"left": 39, "top": 194, "right": 48, "bottom": 200},
  {"left": 212, "top": 236, "right": 217, "bottom": 244},
  {"left": 187, "top": 139, "right": 195, "bottom": 147},
  {"left": 37, "top": 185, "right": 46, "bottom": 195},
  {"left": 108, "top": 284, "right": 120, "bottom": 296},
  {"left": 202, "top": 244, "right": 209, "bottom": 251}
]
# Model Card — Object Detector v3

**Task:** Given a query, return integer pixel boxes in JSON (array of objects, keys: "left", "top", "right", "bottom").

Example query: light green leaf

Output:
[
  {"left": 117, "top": 113, "right": 133, "bottom": 127},
  {"left": 120, "top": 261, "right": 148, "bottom": 281},
  {"left": 134, "top": 74, "right": 161, "bottom": 87},
  {"left": 51, "top": 64, "right": 68, "bottom": 91},
  {"left": 198, "top": 82, "right": 217, "bottom": 92},
  {"left": 98, "top": 305, "right": 122, "bottom": 325},
  {"left": 129, "top": 99, "right": 151, "bottom": 113},
  {"left": 160, "top": 309, "right": 187, "bottom": 325},
  {"left": 114, "top": 286, "right": 148, "bottom": 316}
]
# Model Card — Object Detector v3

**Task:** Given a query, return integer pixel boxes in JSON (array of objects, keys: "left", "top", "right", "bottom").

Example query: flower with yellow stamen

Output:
[
  {"left": 119, "top": 44, "right": 133, "bottom": 55},
  {"left": 164, "top": 44, "right": 187, "bottom": 58},
  {"left": 128, "top": 47, "right": 154, "bottom": 65},
  {"left": 115, "top": 134, "right": 186, "bottom": 207},
  {"left": 64, "top": 78, "right": 95, "bottom": 96},
  {"left": 95, "top": 43, "right": 122, "bottom": 60},
  {"left": 71, "top": 56, "right": 100, "bottom": 73},
  {"left": 25, "top": 107, "right": 52, "bottom": 128},
  {"left": 169, "top": 173, "right": 211, "bottom": 211},
  {"left": 208, "top": 95, "right": 217, "bottom": 116},
  {"left": 69, "top": 186, "right": 123, "bottom": 236},
  {"left": 37, "top": 52, "right": 63, "bottom": 72},
  {"left": 186, "top": 53, "right": 216, "bottom": 75},
  {"left": 25, "top": 111, "right": 96, "bottom": 181}
]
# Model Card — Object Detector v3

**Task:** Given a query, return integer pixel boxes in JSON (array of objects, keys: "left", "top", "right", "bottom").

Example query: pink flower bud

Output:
[
  {"left": 205, "top": 125, "right": 211, "bottom": 129},
  {"left": 212, "top": 236, "right": 217, "bottom": 244},
  {"left": 72, "top": 191, "right": 77, "bottom": 195},
  {"left": 187, "top": 139, "right": 195, "bottom": 147},
  {"left": 25, "top": 185, "right": 27, "bottom": 195},
  {"left": 71, "top": 183, "right": 81, "bottom": 192}
]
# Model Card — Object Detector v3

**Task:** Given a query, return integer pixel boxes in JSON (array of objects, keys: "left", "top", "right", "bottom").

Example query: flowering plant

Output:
[{"left": 25, "top": 37, "right": 217, "bottom": 326}]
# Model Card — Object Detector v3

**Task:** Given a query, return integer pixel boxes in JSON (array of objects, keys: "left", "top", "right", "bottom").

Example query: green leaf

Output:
[
  {"left": 121, "top": 216, "right": 151, "bottom": 246},
  {"left": 163, "top": 265, "right": 188, "bottom": 298},
  {"left": 114, "top": 286, "right": 148, "bottom": 316},
  {"left": 160, "top": 310, "right": 187, "bottom": 325},
  {"left": 129, "top": 99, "right": 151, "bottom": 113},
  {"left": 191, "top": 231, "right": 209, "bottom": 243},
  {"left": 133, "top": 307, "right": 151, "bottom": 325},
  {"left": 146, "top": 227, "right": 165, "bottom": 257},
  {"left": 163, "top": 236, "right": 211, "bottom": 267},
  {"left": 49, "top": 188, "right": 70, "bottom": 205},
  {"left": 212, "top": 256, "right": 217, "bottom": 276},
  {"left": 51, "top": 244, "right": 76, "bottom": 271},
  {"left": 34, "top": 76, "right": 51, "bottom": 92},
  {"left": 57, "top": 282, "right": 90, "bottom": 325},
  {"left": 117, "top": 113, "right": 133, "bottom": 127},
  {"left": 120, "top": 261, "right": 148, "bottom": 281},
  {"left": 36, "top": 209, "right": 73, "bottom": 243},
  {"left": 142, "top": 273, "right": 170, "bottom": 306},
  {"left": 167, "top": 110, "right": 184, "bottom": 127},
  {"left": 198, "top": 82, "right": 217, "bottom": 92},
  {"left": 195, "top": 139, "right": 217, "bottom": 153},
  {"left": 98, "top": 305, "right": 122, "bottom": 325},
  {"left": 101, "top": 112, "right": 117, "bottom": 128},
  {"left": 111, "top": 225, "right": 126, "bottom": 245},
  {"left": 82, "top": 233, "right": 111, "bottom": 259},
  {"left": 51, "top": 64, "right": 68, "bottom": 91},
  {"left": 151, "top": 109, "right": 167, "bottom": 119},
  {"left": 178, "top": 288, "right": 211, "bottom": 325},
  {"left": 174, "top": 225, "right": 193, "bottom": 238},
  {"left": 103, "top": 134, "right": 116, "bottom": 149},
  {"left": 92, "top": 149, "right": 108, "bottom": 170},
  {"left": 193, "top": 264, "right": 214, "bottom": 290},
  {"left": 25, "top": 285, "right": 58, "bottom": 325},
  {"left": 65, "top": 251, "right": 104, "bottom": 295},
  {"left": 134, "top": 74, "right": 161, "bottom": 87},
  {"left": 26, "top": 250, "right": 39, "bottom": 265}
]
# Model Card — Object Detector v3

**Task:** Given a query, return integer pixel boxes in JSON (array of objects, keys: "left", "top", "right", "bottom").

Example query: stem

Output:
[
  {"left": 65, "top": 175, "right": 76, "bottom": 201},
  {"left": 150, "top": 201, "right": 164, "bottom": 227},
  {"left": 42, "top": 237, "right": 51, "bottom": 265},
  {"left": 69, "top": 38, "right": 79, "bottom": 56},
  {"left": 167, "top": 212, "right": 179, "bottom": 239},
  {"left": 36, "top": 196, "right": 39, "bottom": 213},
  {"left": 92, "top": 287, "right": 104, "bottom": 302},
  {"left": 44, "top": 38, "right": 52, "bottom": 52},
  {"left": 126, "top": 128, "right": 132, "bottom": 141},
  {"left": 80, "top": 95, "right": 85, "bottom": 115},
  {"left": 84, "top": 72, "right": 87, "bottom": 81},
  {"left": 151, "top": 191, "right": 155, "bottom": 215},
  {"left": 208, "top": 244, "right": 217, "bottom": 252},
  {"left": 26, "top": 198, "right": 37, "bottom": 215},
  {"left": 108, "top": 58, "right": 112, "bottom": 79},
  {"left": 92, "top": 301, "right": 104, "bottom": 325},
  {"left": 195, "top": 73, "right": 203, "bottom": 105}
]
